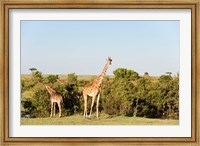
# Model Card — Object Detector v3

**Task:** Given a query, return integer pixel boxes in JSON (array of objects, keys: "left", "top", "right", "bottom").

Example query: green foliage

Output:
[
  {"left": 113, "top": 68, "right": 139, "bottom": 81},
  {"left": 78, "top": 79, "right": 90, "bottom": 87},
  {"left": 101, "top": 69, "right": 179, "bottom": 119},
  {"left": 67, "top": 73, "right": 78, "bottom": 84},
  {"left": 21, "top": 68, "right": 179, "bottom": 120},
  {"left": 29, "top": 68, "right": 37, "bottom": 72},
  {"left": 21, "top": 78, "right": 35, "bottom": 92},
  {"left": 53, "top": 82, "right": 81, "bottom": 116},
  {"left": 47, "top": 75, "right": 59, "bottom": 83},
  {"left": 33, "top": 71, "right": 43, "bottom": 79},
  {"left": 28, "top": 68, "right": 43, "bottom": 83},
  {"left": 31, "top": 85, "right": 50, "bottom": 117},
  {"left": 21, "top": 98, "right": 35, "bottom": 117},
  {"left": 159, "top": 75, "right": 173, "bottom": 84},
  {"left": 102, "top": 70, "right": 137, "bottom": 116},
  {"left": 21, "top": 72, "right": 81, "bottom": 118}
]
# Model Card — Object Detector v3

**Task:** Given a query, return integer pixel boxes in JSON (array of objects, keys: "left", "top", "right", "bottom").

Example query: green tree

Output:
[
  {"left": 161, "top": 75, "right": 179, "bottom": 119},
  {"left": 47, "top": 75, "right": 59, "bottom": 83},
  {"left": 29, "top": 68, "right": 37, "bottom": 72},
  {"left": 159, "top": 74, "right": 173, "bottom": 84},
  {"left": 21, "top": 98, "right": 35, "bottom": 117},
  {"left": 67, "top": 73, "right": 78, "bottom": 84},
  {"left": 113, "top": 68, "right": 139, "bottom": 81},
  {"left": 102, "top": 68, "right": 139, "bottom": 116},
  {"left": 29, "top": 68, "right": 43, "bottom": 82},
  {"left": 30, "top": 84, "right": 50, "bottom": 117}
]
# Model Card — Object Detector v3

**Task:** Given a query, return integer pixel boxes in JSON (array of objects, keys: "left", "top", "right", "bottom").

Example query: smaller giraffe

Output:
[{"left": 45, "top": 85, "right": 63, "bottom": 118}]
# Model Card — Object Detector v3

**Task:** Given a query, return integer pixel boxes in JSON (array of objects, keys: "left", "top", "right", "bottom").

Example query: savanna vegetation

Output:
[{"left": 21, "top": 68, "right": 179, "bottom": 124}]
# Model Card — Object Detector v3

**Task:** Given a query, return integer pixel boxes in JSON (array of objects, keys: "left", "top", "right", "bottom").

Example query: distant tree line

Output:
[{"left": 21, "top": 68, "right": 179, "bottom": 119}]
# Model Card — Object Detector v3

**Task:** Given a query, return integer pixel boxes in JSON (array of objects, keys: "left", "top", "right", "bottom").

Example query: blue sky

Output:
[{"left": 21, "top": 20, "right": 179, "bottom": 76}]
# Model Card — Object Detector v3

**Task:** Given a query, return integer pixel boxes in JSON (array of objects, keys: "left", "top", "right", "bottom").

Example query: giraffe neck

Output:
[
  {"left": 100, "top": 62, "right": 109, "bottom": 78},
  {"left": 46, "top": 86, "right": 56, "bottom": 95},
  {"left": 93, "top": 62, "right": 109, "bottom": 88}
]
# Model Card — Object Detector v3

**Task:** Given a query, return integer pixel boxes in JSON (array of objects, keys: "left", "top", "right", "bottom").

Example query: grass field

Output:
[{"left": 21, "top": 114, "right": 178, "bottom": 125}]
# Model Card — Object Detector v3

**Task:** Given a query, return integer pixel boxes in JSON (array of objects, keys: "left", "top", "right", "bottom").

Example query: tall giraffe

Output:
[
  {"left": 83, "top": 57, "right": 112, "bottom": 119},
  {"left": 45, "top": 85, "right": 63, "bottom": 118}
]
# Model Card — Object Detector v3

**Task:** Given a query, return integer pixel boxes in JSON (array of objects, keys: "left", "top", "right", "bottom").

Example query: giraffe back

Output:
[
  {"left": 83, "top": 84, "right": 100, "bottom": 97},
  {"left": 50, "top": 93, "right": 63, "bottom": 103},
  {"left": 46, "top": 85, "right": 63, "bottom": 103}
]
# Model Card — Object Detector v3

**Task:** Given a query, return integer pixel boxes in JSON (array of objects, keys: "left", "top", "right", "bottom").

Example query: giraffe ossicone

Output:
[{"left": 82, "top": 57, "right": 112, "bottom": 119}]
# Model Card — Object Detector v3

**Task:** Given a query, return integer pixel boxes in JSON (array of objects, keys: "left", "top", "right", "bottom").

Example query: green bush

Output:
[
  {"left": 46, "top": 75, "right": 59, "bottom": 83},
  {"left": 31, "top": 85, "right": 50, "bottom": 117},
  {"left": 21, "top": 68, "right": 179, "bottom": 119},
  {"left": 101, "top": 69, "right": 179, "bottom": 119}
]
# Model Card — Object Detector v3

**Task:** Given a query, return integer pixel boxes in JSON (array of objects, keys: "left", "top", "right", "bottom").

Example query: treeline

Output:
[{"left": 21, "top": 68, "right": 179, "bottom": 119}]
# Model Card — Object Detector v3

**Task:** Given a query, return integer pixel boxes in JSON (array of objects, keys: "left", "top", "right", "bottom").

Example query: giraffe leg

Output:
[
  {"left": 83, "top": 94, "right": 87, "bottom": 118},
  {"left": 96, "top": 94, "right": 100, "bottom": 119},
  {"left": 50, "top": 101, "right": 53, "bottom": 118},
  {"left": 89, "top": 96, "right": 96, "bottom": 118},
  {"left": 53, "top": 102, "right": 56, "bottom": 117},
  {"left": 58, "top": 102, "right": 62, "bottom": 118}
]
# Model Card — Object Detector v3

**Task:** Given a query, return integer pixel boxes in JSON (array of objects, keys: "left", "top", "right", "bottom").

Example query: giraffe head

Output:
[
  {"left": 107, "top": 57, "right": 112, "bottom": 65},
  {"left": 45, "top": 85, "right": 49, "bottom": 89}
]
